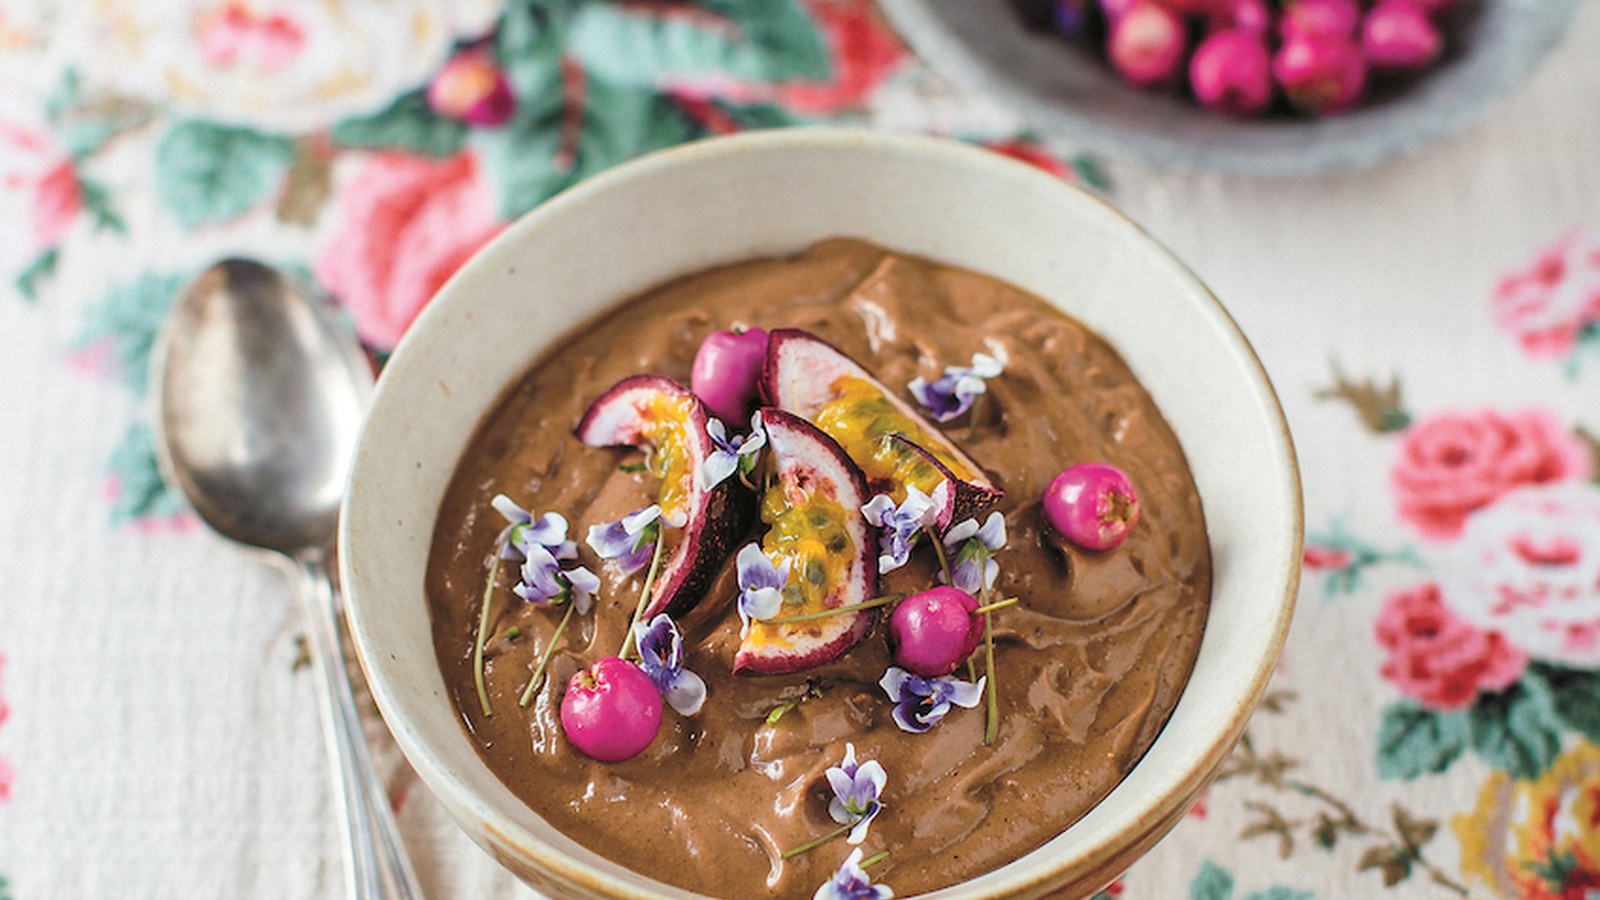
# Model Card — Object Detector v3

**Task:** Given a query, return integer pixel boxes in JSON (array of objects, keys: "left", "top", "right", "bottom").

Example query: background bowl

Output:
[
  {"left": 340, "top": 128, "right": 1303, "bottom": 899},
  {"left": 876, "top": 0, "right": 1580, "bottom": 175}
]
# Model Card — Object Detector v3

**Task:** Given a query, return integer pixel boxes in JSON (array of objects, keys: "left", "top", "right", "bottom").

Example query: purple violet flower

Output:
[
  {"left": 736, "top": 542, "right": 790, "bottom": 636},
  {"left": 514, "top": 543, "right": 599, "bottom": 614},
  {"left": 941, "top": 511, "right": 1007, "bottom": 594},
  {"left": 825, "top": 743, "right": 886, "bottom": 845},
  {"left": 491, "top": 493, "right": 576, "bottom": 561},
  {"left": 907, "top": 352, "right": 1003, "bottom": 423},
  {"left": 634, "top": 613, "right": 706, "bottom": 716},
  {"left": 813, "top": 848, "right": 893, "bottom": 900},
  {"left": 699, "top": 411, "right": 767, "bottom": 491},
  {"left": 585, "top": 504, "right": 664, "bottom": 576},
  {"left": 878, "top": 666, "right": 985, "bottom": 734},
  {"left": 860, "top": 482, "right": 945, "bottom": 574}
]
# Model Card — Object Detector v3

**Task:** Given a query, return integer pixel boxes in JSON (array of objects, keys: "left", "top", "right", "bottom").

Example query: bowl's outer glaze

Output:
[
  {"left": 877, "top": 0, "right": 1580, "bottom": 175},
  {"left": 340, "top": 128, "right": 1304, "bottom": 899}
]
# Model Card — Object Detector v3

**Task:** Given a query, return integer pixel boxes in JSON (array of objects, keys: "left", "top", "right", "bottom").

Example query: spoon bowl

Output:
[
  {"left": 152, "top": 258, "right": 421, "bottom": 900},
  {"left": 154, "top": 259, "right": 367, "bottom": 555}
]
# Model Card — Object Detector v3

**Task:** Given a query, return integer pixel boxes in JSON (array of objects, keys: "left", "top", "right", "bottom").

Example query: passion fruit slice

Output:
[
  {"left": 575, "top": 374, "right": 753, "bottom": 619},
  {"left": 760, "top": 328, "right": 1002, "bottom": 531},
  {"left": 733, "top": 408, "right": 879, "bottom": 676}
]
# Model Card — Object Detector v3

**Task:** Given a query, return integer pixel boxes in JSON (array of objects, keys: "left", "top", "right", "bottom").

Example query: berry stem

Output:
[
  {"left": 518, "top": 602, "right": 576, "bottom": 708},
  {"left": 979, "top": 549, "right": 998, "bottom": 747},
  {"left": 780, "top": 820, "right": 853, "bottom": 859},
  {"left": 764, "top": 593, "right": 906, "bottom": 625},
  {"left": 972, "top": 596, "right": 1018, "bottom": 616},
  {"left": 473, "top": 552, "right": 503, "bottom": 718},
  {"left": 618, "top": 526, "right": 668, "bottom": 659}
]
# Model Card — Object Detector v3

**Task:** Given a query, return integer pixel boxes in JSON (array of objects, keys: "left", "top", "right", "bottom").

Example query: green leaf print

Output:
[
  {"left": 155, "top": 121, "right": 295, "bottom": 230},
  {"left": 1537, "top": 662, "right": 1600, "bottom": 743},
  {"left": 566, "top": 0, "right": 830, "bottom": 88},
  {"left": 475, "top": 64, "right": 693, "bottom": 219},
  {"left": 1469, "top": 677, "right": 1563, "bottom": 780},
  {"left": 1375, "top": 701, "right": 1469, "bottom": 780},
  {"left": 1190, "top": 860, "right": 1235, "bottom": 900},
  {"left": 1244, "top": 889, "right": 1315, "bottom": 900},
  {"left": 107, "top": 423, "right": 186, "bottom": 525},
  {"left": 75, "top": 272, "right": 188, "bottom": 394},
  {"left": 330, "top": 89, "right": 469, "bottom": 158}
]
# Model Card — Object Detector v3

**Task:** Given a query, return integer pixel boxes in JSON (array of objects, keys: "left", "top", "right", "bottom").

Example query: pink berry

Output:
[
  {"left": 559, "top": 656, "right": 663, "bottom": 762},
  {"left": 1189, "top": 29, "right": 1273, "bottom": 116},
  {"left": 1280, "top": 0, "right": 1360, "bottom": 40},
  {"left": 1150, "top": 0, "right": 1226, "bottom": 15},
  {"left": 1106, "top": 1, "right": 1186, "bottom": 89},
  {"left": 1208, "top": 0, "right": 1270, "bottom": 36},
  {"left": 426, "top": 48, "right": 516, "bottom": 127},
  {"left": 888, "top": 586, "right": 985, "bottom": 677},
  {"left": 1361, "top": 1, "right": 1442, "bottom": 70},
  {"left": 690, "top": 327, "right": 768, "bottom": 423},
  {"left": 1043, "top": 463, "right": 1141, "bottom": 551},
  {"left": 1097, "top": 0, "right": 1139, "bottom": 23},
  {"left": 1273, "top": 34, "right": 1367, "bottom": 114}
]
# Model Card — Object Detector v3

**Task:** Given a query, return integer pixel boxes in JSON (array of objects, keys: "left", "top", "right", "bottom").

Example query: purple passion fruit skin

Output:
[
  {"left": 575, "top": 374, "right": 755, "bottom": 619},
  {"left": 761, "top": 328, "right": 1002, "bottom": 532},
  {"left": 733, "top": 408, "right": 880, "bottom": 676}
]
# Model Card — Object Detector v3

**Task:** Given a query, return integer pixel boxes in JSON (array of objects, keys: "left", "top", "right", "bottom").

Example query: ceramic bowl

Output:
[
  {"left": 876, "top": 0, "right": 1580, "bottom": 175},
  {"left": 340, "top": 128, "right": 1303, "bottom": 899}
]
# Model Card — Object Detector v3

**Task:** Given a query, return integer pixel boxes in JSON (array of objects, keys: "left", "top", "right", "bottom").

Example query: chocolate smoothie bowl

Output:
[{"left": 340, "top": 129, "right": 1302, "bottom": 900}]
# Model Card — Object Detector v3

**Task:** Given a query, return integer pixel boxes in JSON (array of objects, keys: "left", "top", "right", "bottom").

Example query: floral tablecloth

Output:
[{"left": 3, "top": 1, "right": 1599, "bottom": 898}]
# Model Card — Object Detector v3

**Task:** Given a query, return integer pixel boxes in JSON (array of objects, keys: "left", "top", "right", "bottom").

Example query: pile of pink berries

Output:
[{"left": 1042, "top": 0, "right": 1461, "bottom": 116}]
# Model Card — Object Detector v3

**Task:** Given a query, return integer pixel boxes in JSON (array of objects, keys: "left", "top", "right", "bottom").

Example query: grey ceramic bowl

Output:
[
  {"left": 341, "top": 129, "right": 1302, "bottom": 899},
  {"left": 877, "top": 0, "right": 1579, "bottom": 175}
]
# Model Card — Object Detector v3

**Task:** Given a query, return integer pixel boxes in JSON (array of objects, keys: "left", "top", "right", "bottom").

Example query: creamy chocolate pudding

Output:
[{"left": 424, "top": 238, "right": 1210, "bottom": 898}]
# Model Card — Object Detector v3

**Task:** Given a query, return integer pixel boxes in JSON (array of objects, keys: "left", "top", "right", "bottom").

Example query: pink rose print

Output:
[
  {"left": 1493, "top": 227, "right": 1600, "bottom": 360},
  {"left": 196, "top": 4, "right": 308, "bottom": 72},
  {"left": 777, "top": 0, "right": 907, "bottom": 113},
  {"left": 1374, "top": 582, "right": 1526, "bottom": 711},
  {"left": 316, "top": 152, "right": 504, "bottom": 351},
  {"left": 1390, "top": 408, "right": 1591, "bottom": 541},
  {"left": 0, "top": 653, "right": 11, "bottom": 805},
  {"left": 0, "top": 112, "right": 83, "bottom": 255},
  {"left": 1439, "top": 481, "right": 1600, "bottom": 668}
]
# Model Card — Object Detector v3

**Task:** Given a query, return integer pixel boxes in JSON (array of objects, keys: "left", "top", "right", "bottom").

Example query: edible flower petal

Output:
[
  {"left": 586, "top": 504, "right": 664, "bottom": 575},
  {"left": 861, "top": 484, "right": 939, "bottom": 574},
  {"left": 825, "top": 743, "right": 886, "bottom": 845},
  {"left": 700, "top": 411, "right": 768, "bottom": 491},
  {"left": 942, "top": 511, "right": 1007, "bottom": 594},
  {"left": 736, "top": 542, "right": 790, "bottom": 636},
  {"left": 513, "top": 543, "right": 598, "bottom": 613},
  {"left": 634, "top": 613, "right": 707, "bottom": 716},
  {"left": 491, "top": 494, "right": 575, "bottom": 560},
  {"left": 878, "top": 666, "right": 985, "bottom": 733},
  {"left": 814, "top": 848, "right": 894, "bottom": 900},
  {"left": 907, "top": 352, "right": 1004, "bottom": 422}
]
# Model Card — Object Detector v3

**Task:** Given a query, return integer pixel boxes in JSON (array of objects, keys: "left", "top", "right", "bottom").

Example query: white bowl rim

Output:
[{"left": 341, "top": 126, "right": 1304, "bottom": 899}]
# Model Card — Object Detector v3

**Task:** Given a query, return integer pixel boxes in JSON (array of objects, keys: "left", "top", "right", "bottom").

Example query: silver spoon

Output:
[{"left": 151, "top": 259, "right": 423, "bottom": 900}]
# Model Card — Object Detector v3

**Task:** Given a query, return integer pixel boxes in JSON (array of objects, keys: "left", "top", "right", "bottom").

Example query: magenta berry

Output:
[
  {"left": 889, "top": 586, "right": 985, "bottom": 677},
  {"left": 559, "top": 656, "right": 663, "bottom": 762},
  {"left": 1190, "top": 29, "right": 1273, "bottom": 116},
  {"left": 1043, "top": 463, "right": 1141, "bottom": 551},
  {"left": 426, "top": 48, "right": 516, "bottom": 127},
  {"left": 690, "top": 327, "right": 768, "bottom": 423},
  {"left": 1209, "top": 0, "right": 1270, "bottom": 36},
  {"left": 1273, "top": 34, "right": 1367, "bottom": 114},
  {"left": 1279, "top": 0, "right": 1360, "bottom": 40},
  {"left": 1106, "top": 1, "right": 1186, "bottom": 89},
  {"left": 1361, "top": 1, "right": 1442, "bottom": 70}
]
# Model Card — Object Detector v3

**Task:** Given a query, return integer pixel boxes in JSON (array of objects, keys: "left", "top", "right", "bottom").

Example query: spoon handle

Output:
[{"left": 294, "top": 552, "right": 426, "bottom": 900}]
